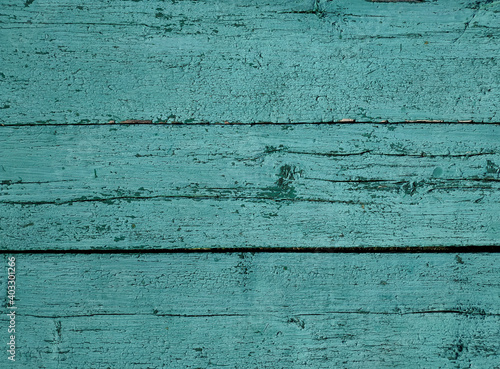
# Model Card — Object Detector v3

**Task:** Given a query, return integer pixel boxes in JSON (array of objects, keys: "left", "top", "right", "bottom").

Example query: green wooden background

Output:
[{"left": 1, "top": 0, "right": 499, "bottom": 368}]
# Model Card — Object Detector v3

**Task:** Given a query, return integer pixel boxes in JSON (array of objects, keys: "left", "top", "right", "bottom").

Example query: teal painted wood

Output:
[
  {"left": 1, "top": 0, "right": 499, "bottom": 124},
  {"left": 1, "top": 124, "right": 499, "bottom": 250},
  {"left": 1, "top": 253, "right": 499, "bottom": 368}
]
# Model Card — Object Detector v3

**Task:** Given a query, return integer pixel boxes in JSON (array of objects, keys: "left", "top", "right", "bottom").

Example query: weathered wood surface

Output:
[
  {"left": 1, "top": 0, "right": 499, "bottom": 124},
  {"left": 1, "top": 253, "right": 499, "bottom": 368},
  {"left": 2, "top": 0, "right": 500, "bottom": 367},
  {"left": 1, "top": 124, "right": 499, "bottom": 250}
]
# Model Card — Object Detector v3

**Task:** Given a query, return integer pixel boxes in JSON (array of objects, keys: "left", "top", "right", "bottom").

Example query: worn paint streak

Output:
[
  {"left": 0, "top": 124, "right": 498, "bottom": 250},
  {"left": 0, "top": 0, "right": 499, "bottom": 123},
  {"left": 1, "top": 253, "right": 499, "bottom": 368}
]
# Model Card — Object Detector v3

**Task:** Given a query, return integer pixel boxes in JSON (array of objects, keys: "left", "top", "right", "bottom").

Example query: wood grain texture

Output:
[
  {"left": 2, "top": 1, "right": 500, "bottom": 366},
  {"left": 1, "top": 0, "right": 499, "bottom": 124},
  {"left": 1, "top": 253, "right": 499, "bottom": 368},
  {"left": 1, "top": 123, "right": 499, "bottom": 250}
]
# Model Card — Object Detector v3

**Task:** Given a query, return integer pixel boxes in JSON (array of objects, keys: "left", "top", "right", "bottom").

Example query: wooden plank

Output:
[
  {"left": 2, "top": 253, "right": 499, "bottom": 367},
  {"left": 0, "top": 0, "right": 499, "bottom": 124},
  {"left": 1, "top": 124, "right": 499, "bottom": 250}
]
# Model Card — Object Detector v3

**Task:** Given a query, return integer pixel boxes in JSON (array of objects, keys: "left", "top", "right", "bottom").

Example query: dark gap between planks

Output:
[
  {"left": 1, "top": 246, "right": 499, "bottom": 254},
  {"left": 2, "top": 121, "right": 500, "bottom": 127}
]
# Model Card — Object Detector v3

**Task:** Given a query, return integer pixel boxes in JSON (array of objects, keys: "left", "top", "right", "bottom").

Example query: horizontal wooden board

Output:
[
  {"left": 1, "top": 124, "right": 499, "bottom": 250},
  {"left": 1, "top": 253, "right": 499, "bottom": 368},
  {"left": 1, "top": 0, "right": 499, "bottom": 124}
]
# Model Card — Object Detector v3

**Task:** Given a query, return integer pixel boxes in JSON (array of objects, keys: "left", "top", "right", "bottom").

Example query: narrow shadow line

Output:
[
  {"left": 1, "top": 246, "right": 499, "bottom": 254},
  {"left": 2, "top": 121, "right": 500, "bottom": 127}
]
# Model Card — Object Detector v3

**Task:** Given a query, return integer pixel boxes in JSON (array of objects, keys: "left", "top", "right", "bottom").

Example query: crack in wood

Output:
[{"left": 19, "top": 310, "right": 500, "bottom": 320}]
